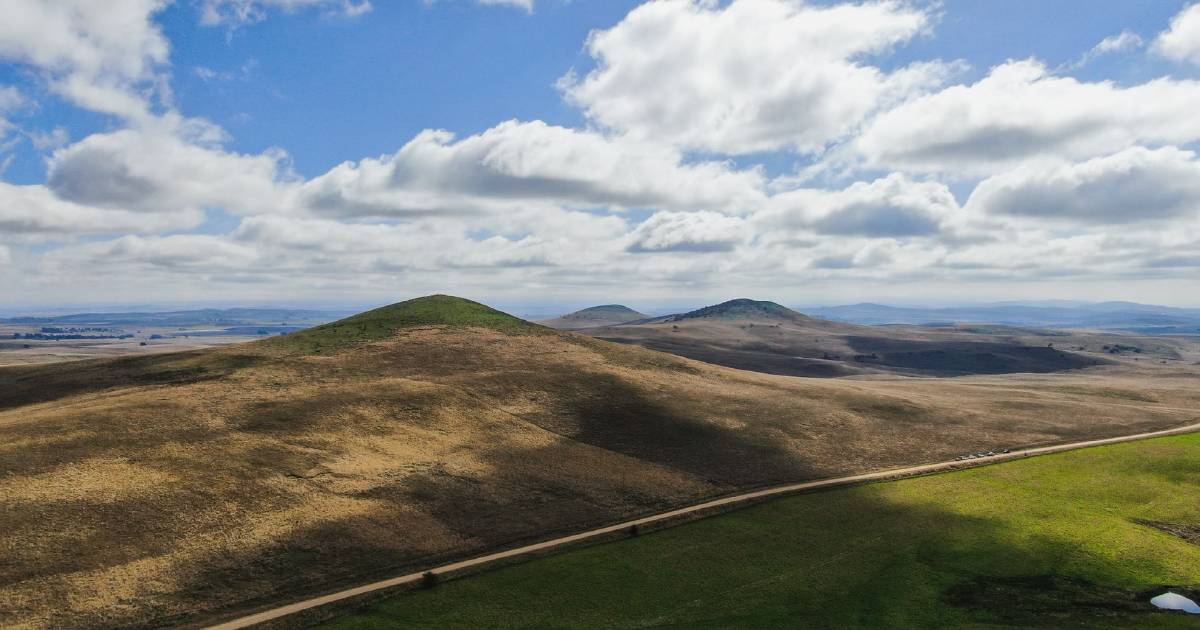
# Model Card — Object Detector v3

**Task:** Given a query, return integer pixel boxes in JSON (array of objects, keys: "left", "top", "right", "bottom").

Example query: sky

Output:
[{"left": 2, "top": 0, "right": 1200, "bottom": 310}]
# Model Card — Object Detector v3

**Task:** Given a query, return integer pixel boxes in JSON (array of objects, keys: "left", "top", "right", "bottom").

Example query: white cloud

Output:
[
  {"left": 0, "top": 85, "right": 23, "bottom": 111},
  {"left": 45, "top": 121, "right": 296, "bottom": 216},
  {"left": 1092, "top": 30, "right": 1144, "bottom": 55},
  {"left": 760, "top": 174, "right": 960, "bottom": 239},
  {"left": 5, "top": 0, "right": 1200, "bottom": 303},
  {"left": 560, "top": 0, "right": 951, "bottom": 155},
  {"left": 627, "top": 211, "right": 749, "bottom": 253},
  {"left": 46, "top": 234, "right": 260, "bottom": 271},
  {"left": 475, "top": 0, "right": 532, "bottom": 11},
  {"left": 0, "top": 181, "right": 201, "bottom": 235},
  {"left": 855, "top": 60, "right": 1200, "bottom": 175},
  {"left": 1064, "top": 29, "right": 1143, "bottom": 69},
  {"left": 200, "top": 0, "right": 372, "bottom": 26},
  {"left": 298, "top": 119, "right": 766, "bottom": 218},
  {"left": 0, "top": 0, "right": 170, "bottom": 119},
  {"left": 0, "top": 85, "right": 26, "bottom": 147},
  {"left": 1153, "top": 3, "right": 1200, "bottom": 65},
  {"left": 28, "top": 126, "right": 69, "bottom": 151},
  {"left": 965, "top": 146, "right": 1200, "bottom": 224}
]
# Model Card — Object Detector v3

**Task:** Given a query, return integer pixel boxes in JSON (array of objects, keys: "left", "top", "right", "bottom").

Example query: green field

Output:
[{"left": 320, "top": 433, "right": 1200, "bottom": 629}]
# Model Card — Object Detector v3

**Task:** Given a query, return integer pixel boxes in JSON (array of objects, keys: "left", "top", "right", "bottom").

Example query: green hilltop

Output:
[
  {"left": 270, "top": 294, "right": 546, "bottom": 353},
  {"left": 563, "top": 304, "right": 647, "bottom": 320},
  {"left": 673, "top": 298, "right": 809, "bottom": 322}
]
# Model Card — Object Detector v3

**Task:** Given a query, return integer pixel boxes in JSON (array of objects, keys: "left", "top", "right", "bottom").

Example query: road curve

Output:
[{"left": 206, "top": 419, "right": 1200, "bottom": 630}]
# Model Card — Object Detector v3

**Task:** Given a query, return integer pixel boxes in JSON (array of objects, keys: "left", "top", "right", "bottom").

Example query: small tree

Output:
[{"left": 421, "top": 571, "right": 438, "bottom": 589}]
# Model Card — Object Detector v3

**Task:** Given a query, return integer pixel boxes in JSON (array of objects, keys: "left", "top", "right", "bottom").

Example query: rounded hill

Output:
[
  {"left": 672, "top": 299, "right": 811, "bottom": 322},
  {"left": 541, "top": 304, "right": 649, "bottom": 330},
  {"left": 271, "top": 294, "right": 545, "bottom": 352}
]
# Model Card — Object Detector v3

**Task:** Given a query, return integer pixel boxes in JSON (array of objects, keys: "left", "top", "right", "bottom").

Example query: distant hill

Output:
[
  {"left": 585, "top": 298, "right": 1131, "bottom": 378},
  {"left": 668, "top": 298, "right": 812, "bottom": 323},
  {"left": 3, "top": 294, "right": 1194, "bottom": 628},
  {"left": 805, "top": 302, "right": 1200, "bottom": 334},
  {"left": 540, "top": 304, "right": 648, "bottom": 330}
]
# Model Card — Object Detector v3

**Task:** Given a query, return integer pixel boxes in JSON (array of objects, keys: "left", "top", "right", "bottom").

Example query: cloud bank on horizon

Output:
[{"left": 1, "top": 0, "right": 1199, "bottom": 306}]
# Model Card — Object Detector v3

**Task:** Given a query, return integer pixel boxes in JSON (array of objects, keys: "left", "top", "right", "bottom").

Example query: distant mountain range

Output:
[
  {"left": 802, "top": 302, "right": 1200, "bottom": 334},
  {"left": 9, "top": 300, "right": 1200, "bottom": 336},
  {"left": 1, "top": 308, "right": 350, "bottom": 329}
]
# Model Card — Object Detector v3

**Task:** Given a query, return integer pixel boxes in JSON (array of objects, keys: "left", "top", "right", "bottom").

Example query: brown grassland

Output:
[
  {"left": 587, "top": 299, "right": 1193, "bottom": 378},
  {"left": 1, "top": 296, "right": 1198, "bottom": 628}
]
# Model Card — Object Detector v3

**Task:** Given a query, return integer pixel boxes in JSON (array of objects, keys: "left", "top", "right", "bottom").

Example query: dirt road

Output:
[{"left": 205, "top": 419, "right": 1200, "bottom": 630}]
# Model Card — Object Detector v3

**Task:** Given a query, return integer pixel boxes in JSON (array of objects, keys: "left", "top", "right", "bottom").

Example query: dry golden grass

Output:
[
  {"left": 1, "top": 304, "right": 1198, "bottom": 628},
  {"left": 588, "top": 310, "right": 1196, "bottom": 377}
]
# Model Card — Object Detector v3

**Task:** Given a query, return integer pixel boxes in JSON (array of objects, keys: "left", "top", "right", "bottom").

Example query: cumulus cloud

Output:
[
  {"left": 200, "top": 0, "right": 372, "bottom": 26},
  {"left": 0, "top": 0, "right": 170, "bottom": 119},
  {"left": 965, "top": 146, "right": 1200, "bottom": 224},
  {"left": 46, "top": 121, "right": 295, "bottom": 216},
  {"left": 298, "top": 120, "right": 765, "bottom": 218},
  {"left": 760, "top": 174, "right": 959, "bottom": 239},
  {"left": 627, "top": 211, "right": 749, "bottom": 253},
  {"left": 0, "top": 181, "right": 201, "bottom": 235},
  {"left": 47, "top": 234, "right": 260, "bottom": 271},
  {"left": 855, "top": 60, "right": 1200, "bottom": 175},
  {"left": 810, "top": 240, "right": 902, "bottom": 270},
  {"left": 1153, "top": 3, "right": 1200, "bottom": 65},
  {"left": 561, "top": 0, "right": 951, "bottom": 155},
  {"left": 6, "top": 0, "right": 1200, "bottom": 303}
]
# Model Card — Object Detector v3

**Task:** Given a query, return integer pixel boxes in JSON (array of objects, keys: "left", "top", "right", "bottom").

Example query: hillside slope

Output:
[
  {"left": 589, "top": 298, "right": 1145, "bottom": 378},
  {"left": 2, "top": 296, "right": 1198, "bottom": 629}
]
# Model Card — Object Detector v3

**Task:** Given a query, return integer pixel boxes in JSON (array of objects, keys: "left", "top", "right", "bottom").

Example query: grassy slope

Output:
[
  {"left": 322, "top": 433, "right": 1200, "bottom": 629},
  {"left": 2, "top": 295, "right": 1199, "bottom": 628}
]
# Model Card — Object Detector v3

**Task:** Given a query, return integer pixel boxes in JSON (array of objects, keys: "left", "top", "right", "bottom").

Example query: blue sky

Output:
[{"left": 2, "top": 0, "right": 1200, "bottom": 309}]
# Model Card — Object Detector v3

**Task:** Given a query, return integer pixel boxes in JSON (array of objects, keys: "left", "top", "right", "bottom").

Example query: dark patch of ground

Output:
[
  {"left": 844, "top": 336, "right": 1104, "bottom": 375},
  {"left": 1134, "top": 519, "right": 1200, "bottom": 546},
  {"left": 943, "top": 575, "right": 1183, "bottom": 625},
  {"left": 596, "top": 335, "right": 860, "bottom": 377}
]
